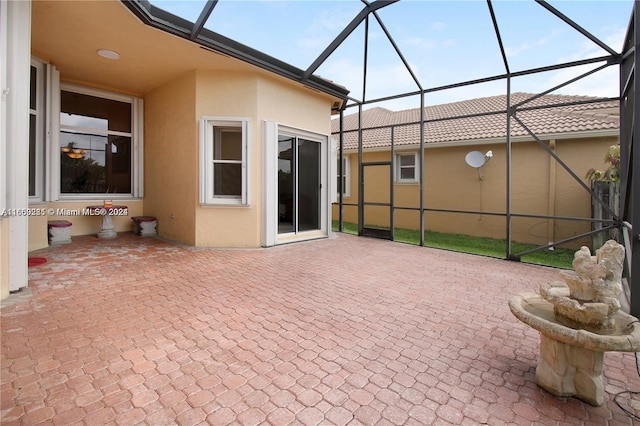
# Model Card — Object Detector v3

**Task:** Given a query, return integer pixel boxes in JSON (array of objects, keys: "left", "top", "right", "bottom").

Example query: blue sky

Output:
[{"left": 150, "top": 0, "right": 634, "bottom": 110}]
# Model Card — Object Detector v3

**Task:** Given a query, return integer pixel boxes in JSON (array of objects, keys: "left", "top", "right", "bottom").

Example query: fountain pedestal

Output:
[
  {"left": 537, "top": 333, "right": 604, "bottom": 406},
  {"left": 509, "top": 292, "right": 640, "bottom": 406}
]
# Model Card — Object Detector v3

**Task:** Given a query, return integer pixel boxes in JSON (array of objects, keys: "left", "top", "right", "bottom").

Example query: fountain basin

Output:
[
  {"left": 540, "top": 281, "right": 614, "bottom": 331},
  {"left": 509, "top": 292, "right": 640, "bottom": 406},
  {"left": 510, "top": 292, "right": 640, "bottom": 351}
]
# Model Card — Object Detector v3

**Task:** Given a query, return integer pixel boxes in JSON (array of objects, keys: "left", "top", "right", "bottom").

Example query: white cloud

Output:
[
  {"left": 319, "top": 57, "right": 422, "bottom": 107},
  {"left": 296, "top": 6, "right": 361, "bottom": 58},
  {"left": 504, "top": 36, "right": 552, "bottom": 57},
  {"left": 431, "top": 21, "right": 447, "bottom": 31},
  {"left": 403, "top": 37, "right": 437, "bottom": 50},
  {"left": 441, "top": 39, "right": 456, "bottom": 48},
  {"left": 538, "top": 26, "right": 626, "bottom": 97}
]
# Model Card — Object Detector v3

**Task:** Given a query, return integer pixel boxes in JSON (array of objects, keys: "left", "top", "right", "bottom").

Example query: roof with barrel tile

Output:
[{"left": 332, "top": 92, "right": 619, "bottom": 150}]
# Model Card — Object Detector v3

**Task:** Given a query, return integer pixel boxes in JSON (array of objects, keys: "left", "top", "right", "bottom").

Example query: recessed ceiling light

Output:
[{"left": 97, "top": 49, "right": 120, "bottom": 60}]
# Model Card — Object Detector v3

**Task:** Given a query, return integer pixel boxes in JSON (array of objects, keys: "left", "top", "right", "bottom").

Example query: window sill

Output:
[
  {"left": 57, "top": 196, "right": 141, "bottom": 202},
  {"left": 200, "top": 203, "right": 251, "bottom": 209}
]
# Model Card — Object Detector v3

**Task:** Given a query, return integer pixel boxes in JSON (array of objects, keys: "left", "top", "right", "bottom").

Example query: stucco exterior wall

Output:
[
  {"left": 333, "top": 135, "right": 618, "bottom": 249},
  {"left": 26, "top": 201, "right": 144, "bottom": 251},
  {"left": 145, "top": 72, "right": 198, "bottom": 246},
  {"left": 257, "top": 76, "right": 334, "bottom": 135},
  {"left": 194, "top": 70, "right": 260, "bottom": 247},
  {"left": 47, "top": 201, "right": 143, "bottom": 234},
  {"left": 192, "top": 71, "right": 335, "bottom": 247},
  {"left": 28, "top": 214, "right": 48, "bottom": 251}
]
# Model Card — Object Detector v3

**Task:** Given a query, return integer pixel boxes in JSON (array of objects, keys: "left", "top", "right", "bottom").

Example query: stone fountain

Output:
[{"left": 509, "top": 240, "right": 640, "bottom": 406}]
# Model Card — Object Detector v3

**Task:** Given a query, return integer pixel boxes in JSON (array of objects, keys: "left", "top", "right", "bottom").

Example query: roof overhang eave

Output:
[{"left": 121, "top": 0, "right": 350, "bottom": 102}]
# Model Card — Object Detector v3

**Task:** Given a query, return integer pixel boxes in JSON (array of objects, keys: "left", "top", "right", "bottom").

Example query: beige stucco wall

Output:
[
  {"left": 193, "top": 70, "right": 260, "bottom": 247},
  {"left": 333, "top": 135, "right": 618, "bottom": 249},
  {"left": 257, "top": 76, "right": 335, "bottom": 135},
  {"left": 144, "top": 72, "right": 198, "bottom": 246},
  {"left": 28, "top": 212, "right": 49, "bottom": 251},
  {"left": 46, "top": 201, "right": 143, "bottom": 235},
  {"left": 26, "top": 201, "right": 144, "bottom": 251},
  {"left": 192, "top": 70, "right": 335, "bottom": 247}
]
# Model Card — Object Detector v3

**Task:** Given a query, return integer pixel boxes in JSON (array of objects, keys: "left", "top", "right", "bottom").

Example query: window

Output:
[
  {"left": 59, "top": 85, "right": 142, "bottom": 197},
  {"left": 396, "top": 152, "right": 419, "bottom": 183},
  {"left": 337, "top": 155, "right": 350, "bottom": 197},
  {"left": 200, "top": 117, "right": 249, "bottom": 205},
  {"left": 29, "top": 59, "right": 46, "bottom": 201}
]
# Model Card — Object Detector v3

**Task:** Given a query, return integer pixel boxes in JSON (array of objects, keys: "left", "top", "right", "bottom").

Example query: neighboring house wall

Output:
[{"left": 333, "top": 135, "right": 618, "bottom": 249}]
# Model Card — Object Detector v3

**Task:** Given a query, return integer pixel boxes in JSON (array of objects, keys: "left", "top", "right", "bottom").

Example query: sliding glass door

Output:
[{"left": 278, "top": 135, "right": 321, "bottom": 235}]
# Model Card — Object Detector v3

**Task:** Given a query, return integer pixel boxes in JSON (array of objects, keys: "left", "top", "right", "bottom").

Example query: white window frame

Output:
[
  {"left": 29, "top": 58, "right": 46, "bottom": 203},
  {"left": 263, "top": 121, "right": 329, "bottom": 247},
  {"left": 199, "top": 116, "right": 250, "bottom": 206},
  {"left": 56, "top": 83, "right": 143, "bottom": 200},
  {"left": 337, "top": 155, "right": 350, "bottom": 198},
  {"left": 395, "top": 152, "right": 419, "bottom": 183}
]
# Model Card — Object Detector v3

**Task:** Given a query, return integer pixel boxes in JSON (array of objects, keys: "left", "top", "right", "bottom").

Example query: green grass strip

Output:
[{"left": 332, "top": 221, "right": 574, "bottom": 269}]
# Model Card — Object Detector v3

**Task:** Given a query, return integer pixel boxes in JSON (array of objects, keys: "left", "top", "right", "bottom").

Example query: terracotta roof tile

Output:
[{"left": 332, "top": 92, "right": 619, "bottom": 150}]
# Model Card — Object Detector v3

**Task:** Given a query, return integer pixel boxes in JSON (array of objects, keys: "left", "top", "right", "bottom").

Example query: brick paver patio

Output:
[{"left": 1, "top": 232, "right": 639, "bottom": 425}]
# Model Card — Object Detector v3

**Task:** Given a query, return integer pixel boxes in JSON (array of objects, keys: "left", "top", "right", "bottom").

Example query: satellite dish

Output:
[
  {"left": 465, "top": 150, "right": 493, "bottom": 180},
  {"left": 465, "top": 151, "right": 486, "bottom": 168}
]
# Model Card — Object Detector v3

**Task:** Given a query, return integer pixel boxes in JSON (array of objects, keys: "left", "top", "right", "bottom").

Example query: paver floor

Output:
[{"left": 1, "top": 232, "right": 639, "bottom": 425}]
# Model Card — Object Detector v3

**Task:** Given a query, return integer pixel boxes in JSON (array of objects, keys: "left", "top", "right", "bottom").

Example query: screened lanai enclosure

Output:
[{"left": 132, "top": 0, "right": 640, "bottom": 315}]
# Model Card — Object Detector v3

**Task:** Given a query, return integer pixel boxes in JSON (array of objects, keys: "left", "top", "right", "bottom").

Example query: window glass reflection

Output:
[
  {"left": 59, "top": 90, "right": 133, "bottom": 194},
  {"left": 60, "top": 91, "right": 131, "bottom": 133}
]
